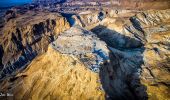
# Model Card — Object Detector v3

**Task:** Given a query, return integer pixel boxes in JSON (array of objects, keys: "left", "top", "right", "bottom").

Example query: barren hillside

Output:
[{"left": 0, "top": 1, "right": 170, "bottom": 100}]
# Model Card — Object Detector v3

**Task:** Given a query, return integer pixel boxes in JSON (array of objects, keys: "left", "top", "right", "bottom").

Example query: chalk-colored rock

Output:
[{"left": 53, "top": 25, "right": 110, "bottom": 72}]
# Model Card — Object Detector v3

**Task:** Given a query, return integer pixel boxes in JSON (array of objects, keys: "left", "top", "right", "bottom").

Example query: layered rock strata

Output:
[{"left": 0, "top": 11, "right": 70, "bottom": 80}]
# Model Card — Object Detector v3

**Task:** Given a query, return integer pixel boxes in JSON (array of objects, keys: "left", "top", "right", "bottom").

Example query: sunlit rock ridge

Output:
[{"left": 0, "top": 1, "right": 170, "bottom": 100}]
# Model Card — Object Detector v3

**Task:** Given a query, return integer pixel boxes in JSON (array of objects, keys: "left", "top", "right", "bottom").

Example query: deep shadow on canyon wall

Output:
[
  {"left": 0, "top": 17, "right": 68, "bottom": 80},
  {"left": 91, "top": 25, "right": 148, "bottom": 100}
]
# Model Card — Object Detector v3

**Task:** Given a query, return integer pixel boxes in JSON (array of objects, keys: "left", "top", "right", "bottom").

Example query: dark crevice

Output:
[
  {"left": 11, "top": 32, "right": 24, "bottom": 51},
  {"left": 76, "top": 15, "right": 86, "bottom": 27},
  {"left": 33, "top": 22, "right": 45, "bottom": 35},
  {"left": 61, "top": 13, "right": 76, "bottom": 26},
  {"left": 0, "top": 45, "right": 4, "bottom": 70}
]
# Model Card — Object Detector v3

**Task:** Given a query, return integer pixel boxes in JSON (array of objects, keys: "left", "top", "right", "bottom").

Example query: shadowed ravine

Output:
[
  {"left": 92, "top": 25, "right": 147, "bottom": 100},
  {"left": 50, "top": 25, "right": 147, "bottom": 99}
]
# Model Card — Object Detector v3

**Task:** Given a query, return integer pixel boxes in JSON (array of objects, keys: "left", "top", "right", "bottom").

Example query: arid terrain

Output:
[{"left": 0, "top": 0, "right": 170, "bottom": 100}]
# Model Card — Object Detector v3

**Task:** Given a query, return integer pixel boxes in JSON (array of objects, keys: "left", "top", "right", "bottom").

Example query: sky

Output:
[{"left": 0, "top": 0, "right": 32, "bottom": 8}]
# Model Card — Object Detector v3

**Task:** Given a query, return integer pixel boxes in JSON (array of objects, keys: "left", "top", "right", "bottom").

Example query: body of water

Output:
[{"left": 0, "top": 0, "right": 32, "bottom": 8}]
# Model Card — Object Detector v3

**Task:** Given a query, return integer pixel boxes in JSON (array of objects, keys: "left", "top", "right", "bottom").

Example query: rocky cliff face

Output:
[
  {"left": 0, "top": 11, "right": 70, "bottom": 80},
  {"left": 0, "top": 5, "right": 170, "bottom": 100}
]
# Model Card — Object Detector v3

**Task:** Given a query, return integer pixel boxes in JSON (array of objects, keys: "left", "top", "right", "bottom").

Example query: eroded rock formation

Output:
[
  {"left": 0, "top": 3, "right": 170, "bottom": 100},
  {"left": 91, "top": 9, "right": 170, "bottom": 100},
  {"left": 0, "top": 45, "right": 105, "bottom": 100},
  {"left": 53, "top": 25, "right": 110, "bottom": 72},
  {"left": 0, "top": 11, "right": 70, "bottom": 79}
]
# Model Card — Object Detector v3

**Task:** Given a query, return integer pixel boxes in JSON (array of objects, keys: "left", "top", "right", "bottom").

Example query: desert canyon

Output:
[{"left": 0, "top": 0, "right": 170, "bottom": 100}]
